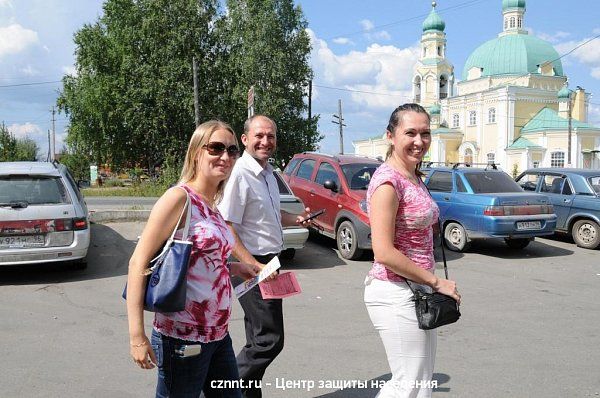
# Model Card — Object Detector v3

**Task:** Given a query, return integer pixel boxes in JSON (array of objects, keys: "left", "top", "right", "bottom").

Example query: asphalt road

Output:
[{"left": 1, "top": 224, "right": 599, "bottom": 398}]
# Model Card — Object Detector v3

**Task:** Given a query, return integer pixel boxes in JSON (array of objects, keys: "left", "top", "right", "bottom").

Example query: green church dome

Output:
[
  {"left": 502, "top": 0, "right": 526, "bottom": 10},
  {"left": 429, "top": 103, "right": 441, "bottom": 115},
  {"left": 557, "top": 85, "right": 571, "bottom": 100},
  {"left": 422, "top": 4, "right": 445, "bottom": 32},
  {"left": 462, "top": 34, "right": 563, "bottom": 80}
]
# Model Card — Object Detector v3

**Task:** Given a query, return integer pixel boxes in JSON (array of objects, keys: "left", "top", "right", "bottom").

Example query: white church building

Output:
[{"left": 353, "top": 0, "right": 600, "bottom": 171}]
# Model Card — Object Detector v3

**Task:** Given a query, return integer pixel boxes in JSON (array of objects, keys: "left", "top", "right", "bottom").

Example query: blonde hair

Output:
[{"left": 179, "top": 120, "right": 238, "bottom": 204}]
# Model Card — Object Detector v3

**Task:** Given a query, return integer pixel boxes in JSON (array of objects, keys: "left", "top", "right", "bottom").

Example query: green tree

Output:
[
  {"left": 0, "top": 123, "right": 38, "bottom": 161},
  {"left": 218, "top": 0, "right": 321, "bottom": 165},
  {"left": 57, "top": 0, "right": 221, "bottom": 169}
]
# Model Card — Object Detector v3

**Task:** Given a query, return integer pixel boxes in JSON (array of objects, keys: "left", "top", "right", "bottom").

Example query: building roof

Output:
[
  {"left": 422, "top": 3, "right": 445, "bottom": 32},
  {"left": 507, "top": 136, "right": 542, "bottom": 149},
  {"left": 557, "top": 85, "right": 571, "bottom": 100},
  {"left": 502, "top": 0, "right": 526, "bottom": 11},
  {"left": 521, "top": 107, "right": 596, "bottom": 134},
  {"left": 432, "top": 127, "right": 462, "bottom": 135},
  {"left": 462, "top": 33, "right": 563, "bottom": 80},
  {"left": 429, "top": 103, "right": 441, "bottom": 115}
]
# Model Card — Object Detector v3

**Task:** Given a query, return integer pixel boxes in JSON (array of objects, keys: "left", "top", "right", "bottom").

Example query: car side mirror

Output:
[
  {"left": 77, "top": 180, "right": 90, "bottom": 188},
  {"left": 323, "top": 180, "right": 338, "bottom": 192}
]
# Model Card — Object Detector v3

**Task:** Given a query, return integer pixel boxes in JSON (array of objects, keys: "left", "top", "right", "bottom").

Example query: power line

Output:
[
  {"left": 0, "top": 80, "right": 62, "bottom": 88},
  {"left": 325, "top": 0, "right": 492, "bottom": 41}
]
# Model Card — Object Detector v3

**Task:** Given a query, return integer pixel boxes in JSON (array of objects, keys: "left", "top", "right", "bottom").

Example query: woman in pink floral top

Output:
[
  {"left": 364, "top": 104, "right": 461, "bottom": 398},
  {"left": 126, "top": 120, "right": 260, "bottom": 398}
]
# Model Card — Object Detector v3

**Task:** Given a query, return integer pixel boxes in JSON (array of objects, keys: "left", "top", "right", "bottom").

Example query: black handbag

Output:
[
  {"left": 406, "top": 220, "right": 461, "bottom": 330},
  {"left": 123, "top": 188, "right": 192, "bottom": 312}
]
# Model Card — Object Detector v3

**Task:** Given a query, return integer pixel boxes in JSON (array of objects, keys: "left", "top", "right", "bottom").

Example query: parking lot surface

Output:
[{"left": 1, "top": 222, "right": 599, "bottom": 397}]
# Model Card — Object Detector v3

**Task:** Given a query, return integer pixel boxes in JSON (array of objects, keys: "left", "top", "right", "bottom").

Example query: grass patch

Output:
[{"left": 83, "top": 183, "right": 167, "bottom": 197}]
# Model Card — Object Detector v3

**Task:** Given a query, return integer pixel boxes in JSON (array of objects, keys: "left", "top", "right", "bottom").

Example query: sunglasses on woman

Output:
[{"left": 202, "top": 142, "right": 240, "bottom": 158}]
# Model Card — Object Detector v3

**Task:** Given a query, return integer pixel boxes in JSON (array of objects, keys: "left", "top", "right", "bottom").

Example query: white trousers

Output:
[{"left": 364, "top": 277, "right": 437, "bottom": 398}]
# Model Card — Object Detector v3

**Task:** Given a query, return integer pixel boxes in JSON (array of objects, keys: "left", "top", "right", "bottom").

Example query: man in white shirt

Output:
[{"left": 219, "top": 115, "right": 309, "bottom": 398}]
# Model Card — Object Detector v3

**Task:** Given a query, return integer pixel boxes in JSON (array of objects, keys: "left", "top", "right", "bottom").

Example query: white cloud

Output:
[
  {"left": 0, "top": 0, "right": 13, "bottom": 8},
  {"left": 20, "top": 64, "right": 39, "bottom": 76},
  {"left": 308, "top": 28, "right": 418, "bottom": 110},
  {"left": 536, "top": 30, "right": 571, "bottom": 43},
  {"left": 332, "top": 37, "right": 354, "bottom": 46},
  {"left": 555, "top": 36, "right": 600, "bottom": 80},
  {"left": 0, "top": 23, "right": 39, "bottom": 57},
  {"left": 368, "top": 30, "right": 391, "bottom": 41},
  {"left": 360, "top": 19, "right": 374, "bottom": 31},
  {"left": 588, "top": 103, "right": 600, "bottom": 127},
  {"left": 62, "top": 65, "right": 77, "bottom": 76},
  {"left": 8, "top": 122, "right": 43, "bottom": 139}
]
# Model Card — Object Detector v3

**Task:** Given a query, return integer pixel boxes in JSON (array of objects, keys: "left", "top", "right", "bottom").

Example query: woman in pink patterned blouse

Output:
[
  {"left": 364, "top": 104, "right": 461, "bottom": 398},
  {"left": 126, "top": 120, "right": 260, "bottom": 397}
]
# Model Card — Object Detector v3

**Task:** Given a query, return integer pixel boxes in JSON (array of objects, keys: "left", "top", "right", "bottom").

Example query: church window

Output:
[
  {"left": 452, "top": 114, "right": 459, "bottom": 128},
  {"left": 504, "top": 18, "right": 508, "bottom": 29},
  {"left": 487, "top": 153, "right": 495, "bottom": 165},
  {"left": 488, "top": 108, "right": 496, "bottom": 123},
  {"left": 510, "top": 17, "right": 515, "bottom": 28},
  {"left": 423, "top": 47, "right": 427, "bottom": 57},
  {"left": 469, "top": 111, "right": 477, "bottom": 126},
  {"left": 437, "top": 46, "right": 442, "bottom": 56},
  {"left": 518, "top": 18, "right": 522, "bottom": 28},
  {"left": 551, "top": 152, "right": 565, "bottom": 167},
  {"left": 465, "top": 148, "right": 473, "bottom": 165}
]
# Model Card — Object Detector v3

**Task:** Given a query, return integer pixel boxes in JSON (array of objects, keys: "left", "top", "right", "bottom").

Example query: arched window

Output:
[
  {"left": 439, "top": 75, "right": 448, "bottom": 99},
  {"left": 510, "top": 17, "right": 515, "bottom": 28},
  {"left": 423, "top": 47, "right": 427, "bottom": 58},
  {"left": 517, "top": 18, "right": 522, "bottom": 28},
  {"left": 414, "top": 76, "right": 422, "bottom": 103},
  {"left": 551, "top": 151, "right": 565, "bottom": 167},
  {"left": 504, "top": 18, "right": 508, "bottom": 29},
  {"left": 469, "top": 111, "right": 477, "bottom": 126},
  {"left": 488, "top": 108, "right": 496, "bottom": 123},
  {"left": 465, "top": 148, "right": 473, "bottom": 165},
  {"left": 437, "top": 46, "right": 442, "bottom": 56},
  {"left": 487, "top": 152, "right": 495, "bottom": 165},
  {"left": 452, "top": 114, "right": 459, "bottom": 128}
]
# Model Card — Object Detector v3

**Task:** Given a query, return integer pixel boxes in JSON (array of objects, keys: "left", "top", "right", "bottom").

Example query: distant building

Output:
[{"left": 353, "top": 0, "right": 600, "bottom": 170}]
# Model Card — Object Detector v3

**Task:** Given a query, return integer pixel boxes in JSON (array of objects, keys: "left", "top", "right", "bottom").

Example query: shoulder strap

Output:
[
  {"left": 405, "top": 186, "right": 449, "bottom": 294},
  {"left": 149, "top": 187, "right": 190, "bottom": 266}
]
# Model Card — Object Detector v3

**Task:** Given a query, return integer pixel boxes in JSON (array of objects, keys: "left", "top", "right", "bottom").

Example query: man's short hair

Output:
[{"left": 244, "top": 115, "right": 278, "bottom": 135}]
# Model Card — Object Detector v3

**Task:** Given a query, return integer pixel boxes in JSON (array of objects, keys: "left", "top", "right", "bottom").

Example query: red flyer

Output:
[{"left": 259, "top": 271, "right": 302, "bottom": 299}]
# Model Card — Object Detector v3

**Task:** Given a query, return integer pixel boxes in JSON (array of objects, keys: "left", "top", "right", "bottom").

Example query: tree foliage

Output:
[
  {"left": 0, "top": 123, "right": 39, "bottom": 161},
  {"left": 57, "top": 0, "right": 319, "bottom": 169}
]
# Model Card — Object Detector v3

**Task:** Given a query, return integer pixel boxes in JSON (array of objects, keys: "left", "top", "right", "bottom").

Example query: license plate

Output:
[
  {"left": 516, "top": 221, "right": 541, "bottom": 230},
  {"left": 0, "top": 235, "right": 45, "bottom": 248}
]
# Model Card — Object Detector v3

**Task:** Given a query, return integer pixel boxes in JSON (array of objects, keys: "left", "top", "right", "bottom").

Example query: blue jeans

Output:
[{"left": 151, "top": 329, "right": 242, "bottom": 398}]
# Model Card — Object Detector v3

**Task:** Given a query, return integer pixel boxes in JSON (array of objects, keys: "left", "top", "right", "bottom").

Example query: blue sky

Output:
[{"left": 1, "top": 0, "right": 599, "bottom": 158}]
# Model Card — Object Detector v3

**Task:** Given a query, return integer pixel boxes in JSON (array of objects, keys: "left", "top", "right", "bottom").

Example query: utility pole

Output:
[
  {"left": 47, "top": 129, "right": 51, "bottom": 161},
  {"left": 308, "top": 80, "right": 312, "bottom": 120},
  {"left": 193, "top": 57, "right": 200, "bottom": 127},
  {"left": 51, "top": 107, "right": 56, "bottom": 161},
  {"left": 247, "top": 85, "right": 255, "bottom": 118},
  {"left": 567, "top": 91, "right": 572, "bottom": 167},
  {"left": 332, "top": 99, "right": 346, "bottom": 154}
]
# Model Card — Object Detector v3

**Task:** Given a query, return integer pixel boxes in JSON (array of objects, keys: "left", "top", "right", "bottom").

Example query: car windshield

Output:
[
  {"left": 588, "top": 176, "right": 600, "bottom": 195},
  {"left": 0, "top": 176, "right": 69, "bottom": 205},
  {"left": 464, "top": 171, "right": 523, "bottom": 193},
  {"left": 341, "top": 163, "right": 380, "bottom": 190}
]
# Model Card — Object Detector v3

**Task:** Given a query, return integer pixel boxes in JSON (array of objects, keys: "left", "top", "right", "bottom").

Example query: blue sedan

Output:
[
  {"left": 516, "top": 168, "right": 600, "bottom": 249},
  {"left": 424, "top": 166, "right": 557, "bottom": 252}
]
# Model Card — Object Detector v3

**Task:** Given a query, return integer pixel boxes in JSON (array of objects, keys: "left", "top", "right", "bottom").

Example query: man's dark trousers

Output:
[{"left": 236, "top": 253, "right": 284, "bottom": 398}]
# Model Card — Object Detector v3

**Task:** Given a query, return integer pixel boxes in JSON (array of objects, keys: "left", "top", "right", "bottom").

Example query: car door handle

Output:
[
  {"left": 563, "top": 199, "right": 571, "bottom": 203},
  {"left": 443, "top": 197, "right": 450, "bottom": 201},
  {"left": 310, "top": 190, "right": 315, "bottom": 196}
]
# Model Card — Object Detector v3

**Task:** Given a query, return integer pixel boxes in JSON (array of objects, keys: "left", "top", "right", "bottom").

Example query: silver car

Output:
[
  {"left": 274, "top": 171, "right": 309, "bottom": 259},
  {"left": 0, "top": 161, "right": 90, "bottom": 268}
]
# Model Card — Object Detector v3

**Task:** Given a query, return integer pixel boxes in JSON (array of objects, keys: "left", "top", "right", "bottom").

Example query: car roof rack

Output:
[
  {"left": 422, "top": 161, "right": 453, "bottom": 168},
  {"left": 451, "top": 162, "right": 498, "bottom": 170}
]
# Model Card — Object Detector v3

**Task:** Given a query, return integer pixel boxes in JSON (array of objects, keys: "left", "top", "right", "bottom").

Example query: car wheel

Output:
[
  {"left": 504, "top": 238, "right": 531, "bottom": 250},
  {"left": 572, "top": 219, "right": 600, "bottom": 249},
  {"left": 444, "top": 222, "right": 471, "bottom": 252},
  {"left": 280, "top": 248, "right": 296, "bottom": 260},
  {"left": 336, "top": 221, "right": 364, "bottom": 260}
]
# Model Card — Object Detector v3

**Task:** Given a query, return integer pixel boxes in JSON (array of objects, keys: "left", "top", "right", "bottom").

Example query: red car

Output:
[{"left": 282, "top": 152, "right": 382, "bottom": 260}]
